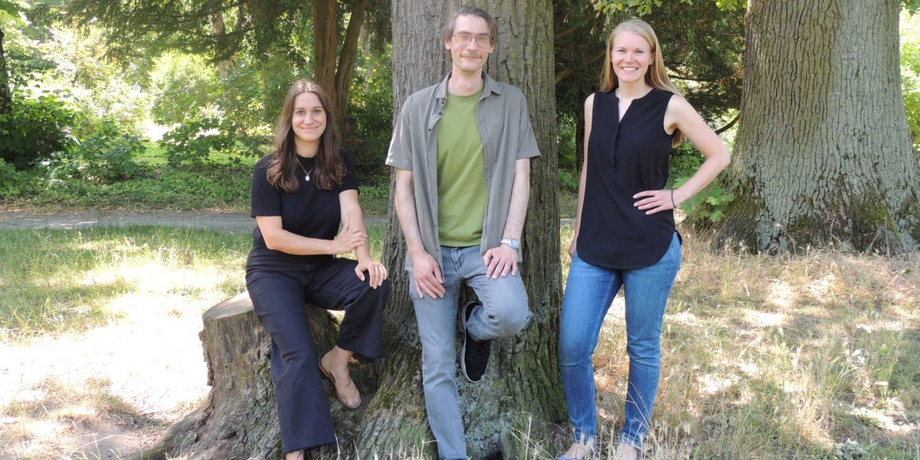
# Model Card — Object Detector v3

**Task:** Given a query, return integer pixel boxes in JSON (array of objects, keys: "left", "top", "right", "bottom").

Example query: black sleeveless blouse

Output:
[{"left": 577, "top": 89, "right": 678, "bottom": 270}]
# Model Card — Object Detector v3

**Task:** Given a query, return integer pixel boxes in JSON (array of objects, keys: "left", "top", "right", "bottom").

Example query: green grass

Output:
[
  {"left": 0, "top": 226, "right": 252, "bottom": 339},
  {"left": 2, "top": 167, "right": 918, "bottom": 459},
  {"left": 2, "top": 224, "right": 918, "bottom": 459}
]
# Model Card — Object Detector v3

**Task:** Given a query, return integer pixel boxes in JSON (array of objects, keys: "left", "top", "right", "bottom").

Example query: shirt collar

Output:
[{"left": 435, "top": 71, "right": 502, "bottom": 103}]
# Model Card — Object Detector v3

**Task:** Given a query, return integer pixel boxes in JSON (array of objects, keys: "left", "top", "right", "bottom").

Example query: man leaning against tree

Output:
[{"left": 385, "top": 6, "right": 540, "bottom": 460}]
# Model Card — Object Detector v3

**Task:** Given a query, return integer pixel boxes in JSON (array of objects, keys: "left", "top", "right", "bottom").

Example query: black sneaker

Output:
[{"left": 461, "top": 300, "right": 491, "bottom": 382}]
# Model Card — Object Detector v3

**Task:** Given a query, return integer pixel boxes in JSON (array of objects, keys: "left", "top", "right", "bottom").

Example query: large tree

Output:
[
  {"left": 60, "top": 0, "right": 382, "bottom": 118},
  {"left": 717, "top": 0, "right": 920, "bottom": 252},
  {"left": 375, "top": 0, "right": 565, "bottom": 458},
  {"left": 139, "top": 2, "right": 564, "bottom": 459}
]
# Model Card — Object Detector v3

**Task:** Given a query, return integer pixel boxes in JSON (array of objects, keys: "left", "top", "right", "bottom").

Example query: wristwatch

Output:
[{"left": 500, "top": 238, "right": 521, "bottom": 250}]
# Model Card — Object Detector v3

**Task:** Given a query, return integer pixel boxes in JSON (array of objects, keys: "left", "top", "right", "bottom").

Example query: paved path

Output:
[
  {"left": 0, "top": 210, "right": 258, "bottom": 232},
  {"left": 0, "top": 210, "right": 573, "bottom": 233}
]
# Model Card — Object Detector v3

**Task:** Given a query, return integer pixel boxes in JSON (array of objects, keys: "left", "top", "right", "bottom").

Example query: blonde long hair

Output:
[{"left": 600, "top": 19, "right": 684, "bottom": 145}]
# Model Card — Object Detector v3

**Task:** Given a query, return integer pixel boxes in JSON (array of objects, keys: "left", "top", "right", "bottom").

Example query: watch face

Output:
[{"left": 506, "top": 238, "right": 520, "bottom": 249}]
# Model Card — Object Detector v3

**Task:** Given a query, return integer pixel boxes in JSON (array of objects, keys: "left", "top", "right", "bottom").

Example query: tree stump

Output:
[{"left": 133, "top": 292, "right": 375, "bottom": 460}]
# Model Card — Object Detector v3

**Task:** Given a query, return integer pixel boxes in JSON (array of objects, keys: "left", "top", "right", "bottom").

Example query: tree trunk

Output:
[
  {"left": 716, "top": 0, "right": 920, "bottom": 253},
  {"left": 0, "top": 25, "right": 11, "bottom": 117},
  {"left": 313, "top": 0, "right": 367, "bottom": 126},
  {"left": 209, "top": 11, "right": 232, "bottom": 78},
  {"left": 333, "top": 0, "right": 368, "bottom": 120},
  {"left": 313, "top": 0, "right": 338, "bottom": 110},
  {"left": 371, "top": 1, "right": 565, "bottom": 459},
  {"left": 140, "top": 2, "right": 563, "bottom": 459}
]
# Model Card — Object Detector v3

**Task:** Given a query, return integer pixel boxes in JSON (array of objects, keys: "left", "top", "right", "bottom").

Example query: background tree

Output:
[
  {"left": 717, "top": 0, "right": 920, "bottom": 252},
  {"left": 555, "top": 1, "right": 744, "bottom": 192},
  {"left": 60, "top": 0, "right": 384, "bottom": 119},
  {"left": 134, "top": 2, "right": 563, "bottom": 459},
  {"left": 0, "top": 0, "right": 23, "bottom": 120},
  {"left": 374, "top": 0, "right": 565, "bottom": 458}
]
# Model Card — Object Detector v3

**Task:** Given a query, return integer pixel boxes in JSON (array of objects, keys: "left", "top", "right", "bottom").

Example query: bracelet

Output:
[{"left": 670, "top": 189, "right": 676, "bottom": 209}]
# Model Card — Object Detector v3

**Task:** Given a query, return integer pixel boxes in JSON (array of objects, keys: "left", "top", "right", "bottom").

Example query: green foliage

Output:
[
  {"left": 160, "top": 116, "right": 264, "bottom": 167},
  {"left": 902, "top": 10, "right": 920, "bottom": 153},
  {"left": 557, "top": 170, "right": 580, "bottom": 193},
  {"left": 150, "top": 52, "right": 221, "bottom": 126},
  {"left": 0, "top": 157, "right": 26, "bottom": 198},
  {"left": 345, "top": 48, "right": 394, "bottom": 184},
  {"left": 669, "top": 143, "right": 734, "bottom": 226},
  {"left": 905, "top": 0, "right": 920, "bottom": 15},
  {"left": 19, "top": 159, "right": 252, "bottom": 211},
  {"left": 48, "top": 120, "right": 146, "bottom": 184},
  {"left": 556, "top": 114, "right": 581, "bottom": 192},
  {"left": 596, "top": 0, "right": 746, "bottom": 15},
  {"left": 557, "top": 113, "right": 578, "bottom": 171},
  {"left": 0, "top": 0, "right": 25, "bottom": 16},
  {"left": 0, "top": 89, "right": 75, "bottom": 168}
]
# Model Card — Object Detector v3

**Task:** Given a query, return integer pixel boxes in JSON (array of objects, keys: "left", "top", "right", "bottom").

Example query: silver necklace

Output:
[{"left": 296, "top": 158, "right": 317, "bottom": 181}]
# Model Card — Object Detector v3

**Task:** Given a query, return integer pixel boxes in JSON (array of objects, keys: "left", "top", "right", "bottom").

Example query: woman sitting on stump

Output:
[{"left": 245, "top": 80, "right": 390, "bottom": 459}]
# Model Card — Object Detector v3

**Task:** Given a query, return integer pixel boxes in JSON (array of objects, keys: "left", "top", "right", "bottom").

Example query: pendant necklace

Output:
[{"left": 296, "top": 158, "right": 317, "bottom": 181}]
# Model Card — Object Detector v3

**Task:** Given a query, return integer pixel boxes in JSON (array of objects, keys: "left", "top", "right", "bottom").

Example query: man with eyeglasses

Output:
[{"left": 386, "top": 6, "right": 540, "bottom": 460}]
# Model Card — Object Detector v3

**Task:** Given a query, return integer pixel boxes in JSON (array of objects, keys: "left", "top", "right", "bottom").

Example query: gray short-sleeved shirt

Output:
[{"left": 386, "top": 72, "right": 541, "bottom": 268}]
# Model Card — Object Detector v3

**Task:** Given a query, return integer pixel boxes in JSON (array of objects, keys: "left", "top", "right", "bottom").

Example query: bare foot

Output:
[
  {"left": 614, "top": 443, "right": 639, "bottom": 460},
  {"left": 559, "top": 442, "right": 590, "bottom": 460},
  {"left": 284, "top": 449, "right": 305, "bottom": 460}
]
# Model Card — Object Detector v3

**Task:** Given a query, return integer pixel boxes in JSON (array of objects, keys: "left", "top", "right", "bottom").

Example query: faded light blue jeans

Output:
[
  {"left": 410, "top": 245, "right": 532, "bottom": 460},
  {"left": 559, "top": 233, "right": 681, "bottom": 450}
]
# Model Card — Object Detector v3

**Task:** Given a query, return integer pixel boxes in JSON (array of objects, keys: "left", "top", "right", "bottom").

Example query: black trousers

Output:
[{"left": 246, "top": 257, "right": 389, "bottom": 454}]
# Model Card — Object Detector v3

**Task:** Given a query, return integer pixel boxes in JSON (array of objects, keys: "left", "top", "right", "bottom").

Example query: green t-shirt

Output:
[{"left": 436, "top": 90, "right": 488, "bottom": 247}]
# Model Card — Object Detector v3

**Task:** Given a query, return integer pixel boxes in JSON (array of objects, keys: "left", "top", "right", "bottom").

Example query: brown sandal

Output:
[{"left": 319, "top": 353, "right": 361, "bottom": 409}]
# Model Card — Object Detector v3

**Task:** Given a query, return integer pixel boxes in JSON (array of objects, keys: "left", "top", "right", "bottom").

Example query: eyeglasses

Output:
[{"left": 452, "top": 33, "right": 492, "bottom": 48}]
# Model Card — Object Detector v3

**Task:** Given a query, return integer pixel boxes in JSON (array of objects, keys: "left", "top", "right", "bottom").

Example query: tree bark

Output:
[
  {"left": 333, "top": 0, "right": 368, "bottom": 121},
  {"left": 208, "top": 11, "right": 232, "bottom": 78},
  {"left": 313, "top": 0, "right": 368, "bottom": 125},
  {"left": 371, "top": 1, "right": 565, "bottom": 459},
  {"left": 140, "top": 2, "right": 563, "bottom": 459},
  {"left": 716, "top": 0, "right": 920, "bottom": 253},
  {"left": 134, "top": 293, "right": 377, "bottom": 460},
  {"left": 313, "top": 0, "right": 338, "bottom": 109}
]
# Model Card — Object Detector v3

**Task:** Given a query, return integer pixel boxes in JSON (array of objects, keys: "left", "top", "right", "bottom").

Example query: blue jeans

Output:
[
  {"left": 559, "top": 233, "right": 681, "bottom": 450},
  {"left": 410, "top": 245, "right": 532, "bottom": 460}
]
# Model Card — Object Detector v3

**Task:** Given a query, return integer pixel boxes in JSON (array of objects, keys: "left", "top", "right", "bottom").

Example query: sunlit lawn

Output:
[{"left": 0, "top": 224, "right": 918, "bottom": 459}]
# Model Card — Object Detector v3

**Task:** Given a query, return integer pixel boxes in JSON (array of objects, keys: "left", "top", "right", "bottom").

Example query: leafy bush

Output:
[
  {"left": 48, "top": 121, "right": 147, "bottom": 184},
  {"left": 557, "top": 169, "right": 579, "bottom": 192},
  {"left": 0, "top": 158, "right": 28, "bottom": 199},
  {"left": 150, "top": 53, "right": 221, "bottom": 126},
  {"left": 669, "top": 142, "right": 734, "bottom": 227},
  {"left": 160, "top": 116, "right": 264, "bottom": 167},
  {"left": 557, "top": 113, "right": 579, "bottom": 173},
  {"left": 0, "top": 91, "right": 76, "bottom": 169},
  {"left": 901, "top": 10, "right": 920, "bottom": 153},
  {"left": 345, "top": 49, "right": 394, "bottom": 183}
]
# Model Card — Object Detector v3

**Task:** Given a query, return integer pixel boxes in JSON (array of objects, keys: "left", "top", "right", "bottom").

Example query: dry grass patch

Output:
[{"left": 584, "top": 231, "right": 920, "bottom": 459}]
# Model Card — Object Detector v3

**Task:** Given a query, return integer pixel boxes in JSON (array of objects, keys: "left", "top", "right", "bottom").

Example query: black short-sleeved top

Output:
[
  {"left": 577, "top": 89, "right": 679, "bottom": 270},
  {"left": 246, "top": 150, "right": 359, "bottom": 268}
]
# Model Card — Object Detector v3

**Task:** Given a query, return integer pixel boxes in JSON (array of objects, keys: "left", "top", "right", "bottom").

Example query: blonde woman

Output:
[{"left": 558, "top": 19, "right": 730, "bottom": 460}]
